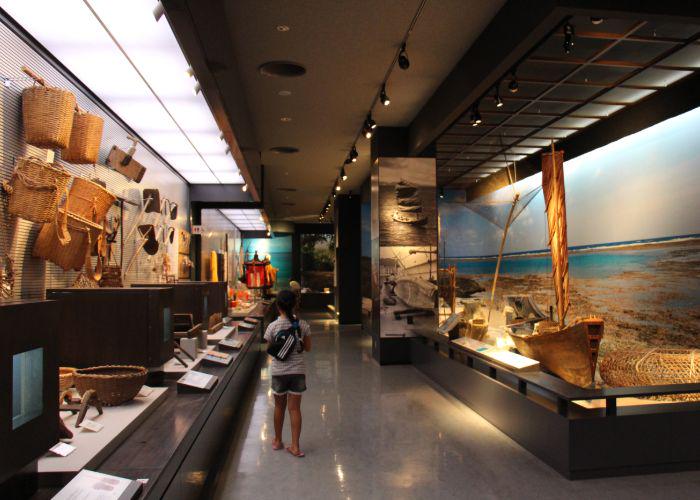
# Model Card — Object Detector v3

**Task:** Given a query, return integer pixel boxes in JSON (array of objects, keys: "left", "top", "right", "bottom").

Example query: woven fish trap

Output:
[{"left": 600, "top": 348, "right": 700, "bottom": 402}]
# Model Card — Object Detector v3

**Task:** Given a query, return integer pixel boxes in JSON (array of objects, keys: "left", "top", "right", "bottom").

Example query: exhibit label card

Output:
[
  {"left": 50, "top": 442, "right": 76, "bottom": 457},
  {"left": 52, "top": 469, "right": 141, "bottom": 500},
  {"left": 80, "top": 419, "right": 103, "bottom": 433},
  {"left": 178, "top": 370, "right": 216, "bottom": 389},
  {"left": 219, "top": 338, "right": 244, "bottom": 350}
]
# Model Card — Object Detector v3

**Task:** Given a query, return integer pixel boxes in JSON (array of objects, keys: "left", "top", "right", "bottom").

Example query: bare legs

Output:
[
  {"left": 287, "top": 394, "right": 303, "bottom": 455},
  {"left": 273, "top": 394, "right": 286, "bottom": 449}
]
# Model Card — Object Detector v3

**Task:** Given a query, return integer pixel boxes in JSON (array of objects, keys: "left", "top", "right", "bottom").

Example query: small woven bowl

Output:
[{"left": 74, "top": 365, "right": 147, "bottom": 406}]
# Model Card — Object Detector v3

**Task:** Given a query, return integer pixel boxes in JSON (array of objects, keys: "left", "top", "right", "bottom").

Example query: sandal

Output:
[
  {"left": 272, "top": 440, "right": 284, "bottom": 450},
  {"left": 286, "top": 446, "right": 305, "bottom": 458}
]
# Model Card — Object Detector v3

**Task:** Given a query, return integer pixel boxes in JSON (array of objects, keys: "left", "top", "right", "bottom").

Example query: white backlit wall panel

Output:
[{"left": 1, "top": 0, "right": 243, "bottom": 185}]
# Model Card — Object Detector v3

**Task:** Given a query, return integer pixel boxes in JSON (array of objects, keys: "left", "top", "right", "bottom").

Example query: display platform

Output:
[
  {"left": 414, "top": 332, "right": 700, "bottom": 479},
  {"left": 207, "top": 324, "right": 236, "bottom": 344},
  {"left": 39, "top": 388, "right": 168, "bottom": 480}
]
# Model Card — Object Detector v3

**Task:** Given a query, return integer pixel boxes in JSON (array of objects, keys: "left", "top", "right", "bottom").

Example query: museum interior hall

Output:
[{"left": 1, "top": 1, "right": 700, "bottom": 499}]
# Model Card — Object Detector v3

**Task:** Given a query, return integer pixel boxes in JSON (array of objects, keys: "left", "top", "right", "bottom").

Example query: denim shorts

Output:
[{"left": 271, "top": 374, "right": 306, "bottom": 395}]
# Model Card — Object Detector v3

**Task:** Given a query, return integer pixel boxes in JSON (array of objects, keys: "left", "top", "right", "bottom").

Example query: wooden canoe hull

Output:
[
  {"left": 394, "top": 277, "right": 436, "bottom": 310},
  {"left": 509, "top": 321, "right": 594, "bottom": 387}
]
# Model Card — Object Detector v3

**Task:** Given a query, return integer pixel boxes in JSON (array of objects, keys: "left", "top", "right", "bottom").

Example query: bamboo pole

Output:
[{"left": 488, "top": 193, "right": 520, "bottom": 321}]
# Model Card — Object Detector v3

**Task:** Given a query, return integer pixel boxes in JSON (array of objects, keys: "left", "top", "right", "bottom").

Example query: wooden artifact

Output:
[
  {"left": 59, "top": 389, "right": 103, "bottom": 428},
  {"left": 393, "top": 276, "right": 437, "bottom": 310},
  {"left": 106, "top": 136, "right": 147, "bottom": 182}
]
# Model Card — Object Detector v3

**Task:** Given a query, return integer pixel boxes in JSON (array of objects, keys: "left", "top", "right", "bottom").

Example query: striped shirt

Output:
[{"left": 264, "top": 316, "right": 310, "bottom": 376}]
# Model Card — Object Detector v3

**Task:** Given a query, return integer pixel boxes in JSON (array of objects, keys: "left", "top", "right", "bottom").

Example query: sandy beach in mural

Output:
[{"left": 448, "top": 238, "right": 700, "bottom": 356}]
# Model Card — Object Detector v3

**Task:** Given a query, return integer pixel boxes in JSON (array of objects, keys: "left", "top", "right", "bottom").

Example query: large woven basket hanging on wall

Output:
[
  {"left": 600, "top": 348, "right": 700, "bottom": 401},
  {"left": 61, "top": 109, "right": 104, "bottom": 164},
  {"left": 22, "top": 85, "right": 76, "bottom": 149},
  {"left": 33, "top": 209, "right": 102, "bottom": 271},
  {"left": 5, "top": 157, "right": 72, "bottom": 223},
  {"left": 65, "top": 177, "right": 116, "bottom": 223}
]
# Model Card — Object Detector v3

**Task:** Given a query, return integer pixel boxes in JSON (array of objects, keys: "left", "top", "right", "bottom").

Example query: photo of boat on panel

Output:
[
  {"left": 378, "top": 157, "right": 437, "bottom": 247},
  {"left": 379, "top": 246, "right": 438, "bottom": 337}
]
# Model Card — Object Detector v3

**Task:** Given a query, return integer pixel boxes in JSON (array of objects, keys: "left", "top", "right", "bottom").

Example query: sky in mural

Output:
[{"left": 440, "top": 106, "right": 700, "bottom": 258}]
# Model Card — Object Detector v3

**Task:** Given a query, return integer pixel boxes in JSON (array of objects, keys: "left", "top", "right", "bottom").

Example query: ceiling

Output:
[
  {"left": 436, "top": 15, "right": 700, "bottom": 188},
  {"left": 218, "top": 0, "right": 505, "bottom": 221}
]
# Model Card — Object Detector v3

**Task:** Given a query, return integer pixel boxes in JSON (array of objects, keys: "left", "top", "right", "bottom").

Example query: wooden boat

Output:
[
  {"left": 506, "top": 145, "right": 604, "bottom": 388},
  {"left": 394, "top": 276, "right": 437, "bottom": 310},
  {"left": 393, "top": 211, "right": 427, "bottom": 224}
]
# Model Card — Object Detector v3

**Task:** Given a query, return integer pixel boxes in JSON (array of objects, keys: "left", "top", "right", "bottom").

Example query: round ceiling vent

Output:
[
  {"left": 270, "top": 146, "right": 300, "bottom": 154},
  {"left": 259, "top": 61, "right": 306, "bottom": 78}
]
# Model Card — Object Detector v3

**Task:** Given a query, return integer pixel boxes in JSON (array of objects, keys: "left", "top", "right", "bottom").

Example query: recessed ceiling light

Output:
[
  {"left": 280, "top": 116, "right": 292, "bottom": 122},
  {"left": 278, "top": 90, "right": 292, "bottom": 96},
  {"left": 270, "top": 146, "right": 300, "bottom": 154},
  {"left": 259, "top": 61, "right": 306, "bottom": 78},
  {"left": 276, "top": 25, "right": 290, "bottom": 32}
]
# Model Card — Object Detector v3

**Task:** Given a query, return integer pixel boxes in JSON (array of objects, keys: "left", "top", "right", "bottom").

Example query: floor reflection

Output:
[{"left": 214, "top": 314, "right": 700, "bottom": 500}]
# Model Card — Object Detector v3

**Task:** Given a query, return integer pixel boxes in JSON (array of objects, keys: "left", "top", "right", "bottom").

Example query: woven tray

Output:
[
  {"left": 600, "top": 348, "right": 700, "bottom": 401},
  {"left": 73, "top": 365, "right": 147, "bottom": 406}
]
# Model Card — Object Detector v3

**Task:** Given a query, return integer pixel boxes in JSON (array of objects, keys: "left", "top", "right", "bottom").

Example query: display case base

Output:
[{"left": 411, "top": 336, "right": 700, "bottom": 479}]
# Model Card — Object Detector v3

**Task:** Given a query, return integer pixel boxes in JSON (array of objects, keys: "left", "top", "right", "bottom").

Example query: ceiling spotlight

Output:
[
  {"left": 276, "top": 25, "right": 290, "bottom": 32},
  {"left": 219, "top": 132, "right": 225, "bottom": 141},
  {"left": 380, "top": 85, "right": 390, "bottom": 106},
  {"left": 439, "top": 187, "right": 445, "bottom": 199},
  {"left": 193, "top": 82, "right": 201, "bottom": 95},
  {"left": 344, "top": 157, "right": 353, "bottom": 165},
  {"left": 242, "top": 183, "right": 248, "bottom": 192},
  {"left": 186, "top": 66, "right": 195, "bottom": 78},
  {"left": 366, "top": 114, "right": 377, "bottom": 130},
  {"left": 335, "top": 181, "right": 342, "bottom": 192},
  {"left": 225, "top": 146, "right": 231, "bottom": 155},
  {"left": 332, "top": 191, "right": 337, "bottom": 199},
  {"left": 153, "top": 1, "right": 165, "bottom": 22},
  {"left": 350, "top": 145, "right": 358, "bottom": 162},
  {"left": 563, "top": 23, "right": 575, "bottom": 54},
  {"left": 362, "top": 120, "right": 374, "bottom": 139},
  {"left": 508, "top": 71, "right": 519, "bottom": 93},
  {"left": 590, "top": 17, "right": 604, "bottom": 25},
  {"left": 470, "top": 105, "right": 482, "bottom": 127},
  {"left": 280, "top": 116, "right": 292, "bottom": 122},
  {"left": 340, "top": 166, "right": 348, "bottom": 181},
  {"left": 398, "top": 43, "right": 410, "bottom": 70},
  {"left": 494, "top": 87, "right": 504, "bottom": 108}
]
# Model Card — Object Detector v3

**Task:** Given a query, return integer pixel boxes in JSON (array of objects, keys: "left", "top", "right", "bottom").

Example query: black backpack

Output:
[{"left": 267, "top": 320, "right": 302, "bottom": 361}]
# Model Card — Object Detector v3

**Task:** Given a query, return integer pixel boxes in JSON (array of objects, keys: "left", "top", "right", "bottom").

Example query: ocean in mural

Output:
[{"left": 439, "top": 106, "right": 700, "bottom": 354}]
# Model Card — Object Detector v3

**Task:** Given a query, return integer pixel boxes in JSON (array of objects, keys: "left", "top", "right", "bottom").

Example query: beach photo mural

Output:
[{"left": 439, "top": 106, "right": 700, "bottom": 354}]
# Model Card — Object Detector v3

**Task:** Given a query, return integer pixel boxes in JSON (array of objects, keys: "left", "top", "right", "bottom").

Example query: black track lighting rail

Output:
[{"left": 319, "top": 0, "right": 429, "bottom": 220}]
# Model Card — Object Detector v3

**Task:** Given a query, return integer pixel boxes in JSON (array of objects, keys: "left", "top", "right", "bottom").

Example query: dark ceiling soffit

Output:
[
  {"left": 463, "top": 69, "right": 700, "bottom": 202},
  {"left": 191, "top": 201, "right": 263, "bottom": 210},
  {"left": 189, "top": 184, "right": 254, "bottom": 203},
  {"left": 408, "top": 0, "right": 700, "bottom": 157},
  {"left": 162, "top": 0, "right": 261, "bottom": 200}
]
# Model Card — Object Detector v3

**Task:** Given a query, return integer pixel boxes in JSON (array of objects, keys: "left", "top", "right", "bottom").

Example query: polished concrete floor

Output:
[{"left": 214, "top": 317, "right": 700, "bottom": 499}]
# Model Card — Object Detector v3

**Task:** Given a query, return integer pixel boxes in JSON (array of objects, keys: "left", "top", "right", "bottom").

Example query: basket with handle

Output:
[
  {"left": 33, "top": 209, "right": 102, "bottom": 271},
  {"left": 21, "top": 66, "right": 76, "bottom": 149},
  {"left": 65, "top": 176, "right": 116, "bottom": 223},
  {"left": 3, "top": 157, "right": 72, "bottom": 224},
  {"left": 61, "top": 108, "right": 104, "bottom": 164},
  {"left": 73, "top": 365, "right": 147, "bottom": 406}
]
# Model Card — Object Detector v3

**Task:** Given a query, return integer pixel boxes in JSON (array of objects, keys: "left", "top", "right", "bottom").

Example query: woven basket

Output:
[
  {"left": 59, "top": 367, "right": 77, "bottom": 392},
  {"left": 600, "top": 348, "right": 700, "bottom": 401},
  {"left": 6, "top": 157, "right": 71, "bottom": 223},
  {"left": 33, "top": 209, "right": 102, "bottom": 271},
  {"left": 73, "top": 365, "right": 147, "bottom": 406},
  {"left": 61, "top": 110, "right": 104, "bottom": 164},
  {"left": 66, "top": 177, "right": 116, "bottom": 223},
  {"left": 22, "top": 85, "right": 76, "bottom": 148},
  {"left": 467, "top": 318, "right": 489, "bottom": 341}
]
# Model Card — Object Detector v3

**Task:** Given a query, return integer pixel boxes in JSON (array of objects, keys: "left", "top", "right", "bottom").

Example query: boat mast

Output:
[{"left": 488, "top": 192, "right": 520, "bottom": 322}]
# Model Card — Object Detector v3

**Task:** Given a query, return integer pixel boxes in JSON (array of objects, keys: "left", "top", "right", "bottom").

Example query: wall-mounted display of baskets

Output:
[
  {"left": 22, "top": 84, "right": 76, "bottom": 149},
  {"left": 66, "top": 177, "right": 116, "bottom": 223},
  {"left": 4, "top": 157, "right": 71, "bottom": 223},
  {"left": 33, "top": 209, "right": 103, "bottom": 271},
  {"left": 73, "top": 365, "right": 147, "bottom": 406},
  {"left": 61, "top": 109, "right": 104, "bottom": 164}
]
